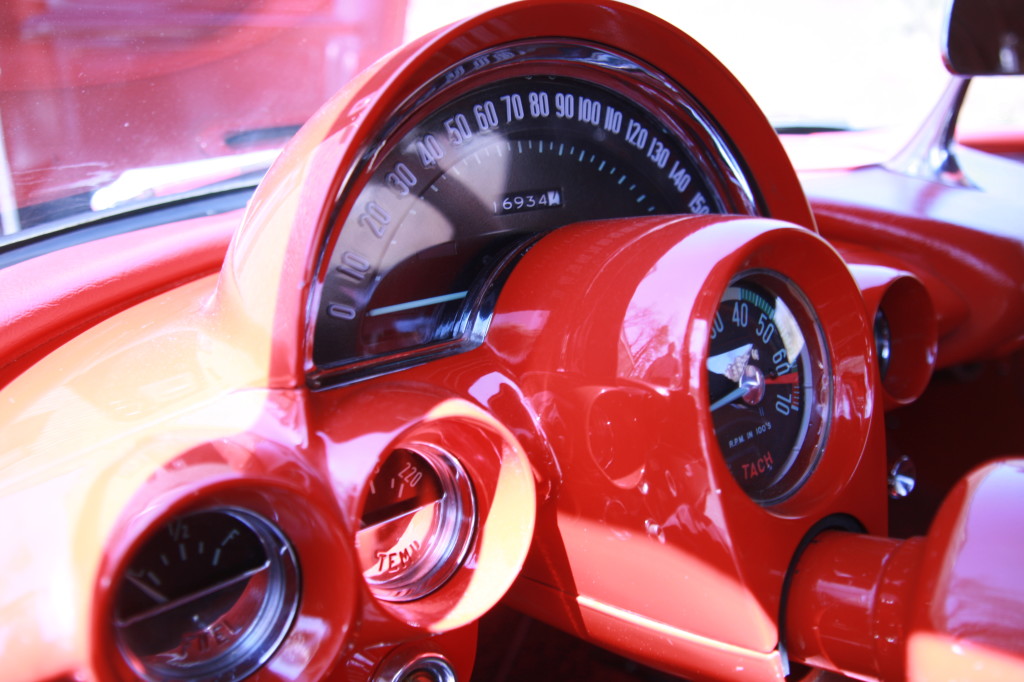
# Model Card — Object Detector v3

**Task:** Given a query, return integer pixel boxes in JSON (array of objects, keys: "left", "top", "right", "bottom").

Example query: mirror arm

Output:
[{"left": 884, "top": 76, "right": 975, "bottom": 188}]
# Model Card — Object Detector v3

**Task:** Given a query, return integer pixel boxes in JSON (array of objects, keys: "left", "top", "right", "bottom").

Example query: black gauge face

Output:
[
  {"left": 355, "top": 448, "right": 475, "bottom": 602},
  {"left": 311, "top": 42, "right": 758, "bottom": 380},
  {"left": 707, "top": 274, "right": 830, "bottom": 503},
  {"left": 113, "top": 508, "right": 300, "bottom": 681}
]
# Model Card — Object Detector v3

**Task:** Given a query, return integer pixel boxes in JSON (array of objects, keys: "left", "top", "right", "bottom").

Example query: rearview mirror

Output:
[{"left": 944, "top": 0, "right": 1024, "bottom": 75}]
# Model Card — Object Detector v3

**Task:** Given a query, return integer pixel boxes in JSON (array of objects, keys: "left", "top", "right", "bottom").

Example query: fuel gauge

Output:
[
  {"left": 356, "top": 448, "right": 475, "bottom": 602},
  {"left": 112, "top": 507, "right": 299, "bottom": 681}
]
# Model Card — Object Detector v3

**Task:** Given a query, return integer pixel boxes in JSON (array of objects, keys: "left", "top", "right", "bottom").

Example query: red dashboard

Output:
[{"left": 1, "top": 2, "right": 1023, "bottom": 682}]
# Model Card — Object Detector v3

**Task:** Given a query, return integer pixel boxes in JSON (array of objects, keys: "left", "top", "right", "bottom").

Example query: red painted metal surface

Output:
[
  {"left": 785, "top": 459, "right": 1024, "bottom": 682},
  {"left": 0, "top": 1, "right": 1022, "bottom": 681},
  {"left": 960, "top": 129, "right": 1024, "bottom": 162},
  {"left": 0, "top": 210, "right": 240, "bottom": 389},
  {"left": 484, "top": 215, "right": 881, "bottom": 672},
  {"left": 804, "top": 164, "right": 1024, "bottom": 367},
  {"left": 842, "top": 262, "right": 937, "bottom": 408}
]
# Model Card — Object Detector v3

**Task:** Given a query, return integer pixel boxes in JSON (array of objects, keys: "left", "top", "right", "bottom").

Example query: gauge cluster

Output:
[
  {"left": 98, "top": 2, "right": 879, "bottom": 679},
  {"left": 1, "top": 2, "right": 961, "bottom": 682}
]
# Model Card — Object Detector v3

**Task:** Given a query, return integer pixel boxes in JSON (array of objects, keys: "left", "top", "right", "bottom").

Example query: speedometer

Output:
[{"left": 309, "top": 41, "right": 760, "bottom": 384}]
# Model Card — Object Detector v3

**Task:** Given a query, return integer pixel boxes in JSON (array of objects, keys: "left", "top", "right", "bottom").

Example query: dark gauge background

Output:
[
  {"left": 360, "top": 449, "right": 444, "bottom": 529},
  {"left": 312, "top": 67, "right": 753, "bottom": 377},
  {"left": 707, "top": 275, "right": 830, "bottom": 503}
]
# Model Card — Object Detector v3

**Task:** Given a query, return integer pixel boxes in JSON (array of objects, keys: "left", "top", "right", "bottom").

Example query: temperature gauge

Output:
[{"left": 356, "top": 448, "right": 475, "bottom": 602}]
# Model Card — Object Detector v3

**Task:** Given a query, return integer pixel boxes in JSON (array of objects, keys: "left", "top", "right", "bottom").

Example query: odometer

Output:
[
  {"left": 707, "top": 273, "right": 831, "bottom": 503},
  {"left": 310, "top": 41, "right": 759, "bottom": 382}
]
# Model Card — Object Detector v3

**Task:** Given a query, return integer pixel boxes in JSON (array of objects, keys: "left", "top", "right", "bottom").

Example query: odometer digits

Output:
[{"left": 494, "top": 187, "right": 563, "bottom": 215}]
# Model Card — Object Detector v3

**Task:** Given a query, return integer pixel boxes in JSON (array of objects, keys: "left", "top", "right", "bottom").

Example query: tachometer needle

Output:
[
  {"left": 368, "top": 291, "right": 468, "bottom": 317},
  {"left": 710, "top": 384, "right": 751, "bottom": 411}
]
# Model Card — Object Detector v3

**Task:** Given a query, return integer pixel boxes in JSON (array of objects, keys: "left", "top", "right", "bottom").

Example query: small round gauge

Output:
[
  {"left": 311, "top": 40, "right": 759, "bottom": 383},
  {"left": 706, "top": 273, "right": 831, "bottom": 503},
  {"left": 112, "top": 508, "right": 300, "bottom": 681},
  {"left": 355, "top": 447, "right": 475, "bottom": 602}
]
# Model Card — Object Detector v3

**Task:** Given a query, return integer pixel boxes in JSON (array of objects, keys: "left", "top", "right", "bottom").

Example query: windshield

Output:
[
  {"left": 0, "top": 0, "right": 407, "bottom": 241},
  {"left": 0, "top": 0, "right": 1016, "bottom": 245}
]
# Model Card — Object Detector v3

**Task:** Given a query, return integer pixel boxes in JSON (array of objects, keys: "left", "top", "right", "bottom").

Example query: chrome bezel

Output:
[{"left": 357, "top": 446, "right": 476, "bottom": 603}]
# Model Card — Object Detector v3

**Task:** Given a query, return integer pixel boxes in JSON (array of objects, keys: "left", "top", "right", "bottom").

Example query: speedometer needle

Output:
[
  {"left": 710, "top": 384, "right": 752, "bottom": 411},
  {"left": 368, "top": 291, "right": 468, "bottom": 317}
]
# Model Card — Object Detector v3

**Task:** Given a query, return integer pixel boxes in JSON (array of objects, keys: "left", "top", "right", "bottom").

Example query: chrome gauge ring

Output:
[{"left": 355, "top": 446, "right": 476, "bottom": 602}]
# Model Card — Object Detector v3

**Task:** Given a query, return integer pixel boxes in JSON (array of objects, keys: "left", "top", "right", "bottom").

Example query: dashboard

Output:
[{"left": 1, "top": 2, "right": 1023, "bottom": 682}]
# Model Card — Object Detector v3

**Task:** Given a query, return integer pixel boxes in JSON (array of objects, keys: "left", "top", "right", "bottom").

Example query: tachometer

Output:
[
  {"left": 310, "top": 41, "right": 759, "bottom": 384},
  {"left": 707, "top": 272, "right": 831, "bottom": 503}
]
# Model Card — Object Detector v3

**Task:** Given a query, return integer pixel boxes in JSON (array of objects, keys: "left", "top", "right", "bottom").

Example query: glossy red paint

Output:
[
  {"left": 960, "top": 129, "right": 1024, "bottom": 162},
  {"left": 804, "top": 164, "right": 1024, "bottom": 367},
  {"left": 482, "top": 215, "right": 881, "bottom": 672},
  {"left": 0, "top": 209, "right": 240, "bottom": 389},
  {"left": 843, "top": 263, "right": 937, "bottom": 408},
  {"left": 909, "top": 458, "right": 1024, "bottom": 680},
  {"left": 786, "top": 531, "right": 925, "bottom": 679},
  {"left": 785, "top": 459, "right": 1024, "bottom": 682},
  {"left": 1, "top": 1, "right": 1023, "bottom": 681}
]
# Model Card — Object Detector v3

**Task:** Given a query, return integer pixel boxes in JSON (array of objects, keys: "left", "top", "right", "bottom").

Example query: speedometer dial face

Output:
[
  {"left": 707, "top": 273, "right": 831, "bottom": 503},
  {"left": 311, "top": 41, "right": 759, "bottom": 382}
]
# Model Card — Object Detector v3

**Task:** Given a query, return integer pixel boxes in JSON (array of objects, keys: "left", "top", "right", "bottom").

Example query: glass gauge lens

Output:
[
  {"left": 356, "top": 448, "right": 475, "bottom": 602},
  {"left": 113, "top": 508, "right": 300, "bottom": 681},
  {"left": 312, "top": 42, "right": 759, "bottom": 377},
  {"left": 707, "top": 274, "right": 830, "bottom": 503}
]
